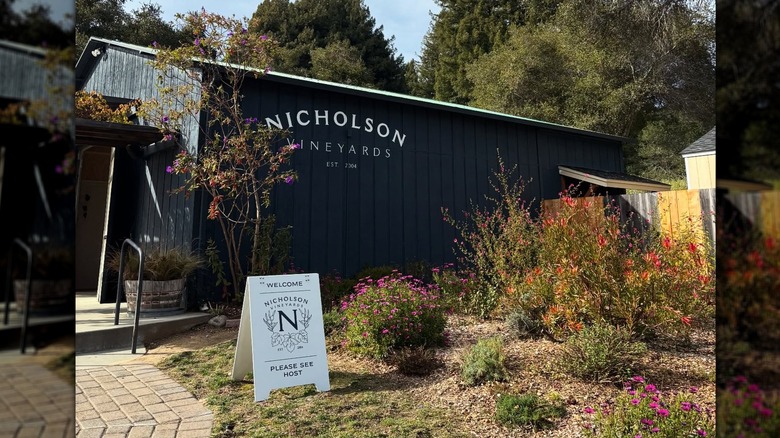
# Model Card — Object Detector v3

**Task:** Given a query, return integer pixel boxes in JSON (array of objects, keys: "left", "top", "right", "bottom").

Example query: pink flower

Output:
[
  {"left": 166, "top": 165, "right": 173, "bottom": 174},
  {"left": 583, "top": 407, "right": 594, "bottom": 414}
]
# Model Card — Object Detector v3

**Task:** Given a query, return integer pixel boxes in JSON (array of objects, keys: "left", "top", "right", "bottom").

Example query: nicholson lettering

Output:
[
  {"left": 265, "top": 109, "right": 407, "bottom": 148},
  {"left": 263, "top": 296, "right": 309, "bottom": 307}
]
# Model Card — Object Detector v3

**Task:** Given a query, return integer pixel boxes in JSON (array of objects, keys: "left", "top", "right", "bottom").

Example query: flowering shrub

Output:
[
  {"left": 717, "top": 376, "right": 780, "bottom": 437},
  {"left": 717, "top": 226, "right": 780, "bottom": 384},
  {"left": 431, "top": 263, "right": 479, "bottom": 315},
  {"left": 509, "top": 187, "right": 714, "bottom": 339},
  {"left": 442, "top": 155, "right": 538, "bottom": 318},
  {"left": 583, "top": 376, "right": 714, "bottom": 437},
  {"left": 339, "top": 272, "right": 447, "bottom": 359},
  {"left": 140, "top": 10, "right": 295, "bottom": 301}
]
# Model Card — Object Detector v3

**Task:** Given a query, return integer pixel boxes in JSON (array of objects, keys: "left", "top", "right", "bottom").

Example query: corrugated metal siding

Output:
[
  {"left": 81, "top": 47, "right": 201, "bottom": 253},
  {"left": 0, "top": 45, "right": 47, "bottom": 102},
  {"left": 0, "top": 44, "right": 72, "bottom": 114},
  {"left": 192, "top": 77, "right": 625, "bottom": 283},
  {"left": 78, "top": 45, "right": 626, "bottom": 300}
]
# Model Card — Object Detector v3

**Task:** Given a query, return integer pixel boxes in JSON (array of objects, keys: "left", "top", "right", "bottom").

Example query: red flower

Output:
[
  {"left": 681, "top": 316, "right": 691, "bottom": 326},
  {"left": 688, "top": 242, "right": 697, "bottom": 253},
  {"left": 597, "top": 234, "right": 607, "bottom": 247},
  {"left": 662, "top": 236, "right": 671, "bottom": 250}
]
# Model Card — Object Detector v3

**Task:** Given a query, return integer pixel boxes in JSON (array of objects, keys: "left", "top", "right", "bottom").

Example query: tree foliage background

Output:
[
  {"left": 75, "top": 0, "right": 187, "bottom": 57},
  {"left": 0, "top": 0, "right": 73, "bottom": 49},
  {"left": 416, "top": 0, "right": 715, "bottom": 184},
  {"left": 250, "top": 0, "right": 407, "bottom": 92},
  {"left": 717, "top": 0, "right": 780, "bottom": 181},
  {"left": 75, "top": 0, "right": 717, "bottom": 184}
]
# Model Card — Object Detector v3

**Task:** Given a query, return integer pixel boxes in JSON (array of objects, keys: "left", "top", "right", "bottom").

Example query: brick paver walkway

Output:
[
  {"left": 0, "top": 363, "right": 75, "bottom": 438},
  {"left": 76, "top": 364, "right": 213, "bottom": 438}
]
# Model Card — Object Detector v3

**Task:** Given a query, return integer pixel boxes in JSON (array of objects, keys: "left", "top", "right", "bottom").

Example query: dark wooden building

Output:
[{"left": 75, "top": 37, "right": 669, "bottom": 304}]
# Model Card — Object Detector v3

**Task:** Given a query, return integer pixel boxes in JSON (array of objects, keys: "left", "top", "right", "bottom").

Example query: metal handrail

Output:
[
  {"left": 4, "top": 239, "right": 33, "bottom": 353},
  {"left": 114, "top": 238, "right": 144, "bottom": 354}
]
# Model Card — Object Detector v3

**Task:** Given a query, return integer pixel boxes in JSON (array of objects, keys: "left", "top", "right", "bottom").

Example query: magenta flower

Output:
[
  {"left": 166, "top": 165, "right": 173, "bottom": 174},
  {"left": 631, "top": 399, "right": 640, "bottom": 405},
  {"left": 696, "top": 430, "right": 707, "bottom": 437},
  {"left": 161, "top": 115, "right": 169, "bottom": 123},
  {"left": 656, "top": 408, "right": 670, "bottom": 418},
  {"left": 632, "top": 376, "right": 645, "bottom": 383},
  {"left": 284, "top": 176, "right": 294, "bottom": 185},
  {"left": 260, "top": 34, "right": 268, "bottom": 41}
]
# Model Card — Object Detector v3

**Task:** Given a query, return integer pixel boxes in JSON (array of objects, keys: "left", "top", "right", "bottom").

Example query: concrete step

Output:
[
  {"left": 1, "top": 303, "right": 74, "bottom": 351},
  {"left": 75, "top": 293, "right": 212, "bottom": 354}
]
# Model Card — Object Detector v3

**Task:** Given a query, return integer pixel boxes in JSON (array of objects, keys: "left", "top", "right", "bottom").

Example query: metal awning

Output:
[
  {"left": 75, "top": 118, "right": 163, "bottom": 148},
  {"left": 559, "top": 165, "right": 671, "bottom": 192}
]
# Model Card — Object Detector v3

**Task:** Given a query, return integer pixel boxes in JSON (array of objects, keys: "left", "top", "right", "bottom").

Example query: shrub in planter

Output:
[
  {"left": 339, "top": 272, "right": 447, "bottom": 359},
  {"left": 107, "top": 246, "right": 204, "bottom": 314},
  {"left": 10, "top": 245, "right": 74, "bottom": 314},
  {"left": 461, "top": 336, "right": 508, "bottom": 386},
  {"left": 559, "top": 322, "right": 646, "bottom": 384}
]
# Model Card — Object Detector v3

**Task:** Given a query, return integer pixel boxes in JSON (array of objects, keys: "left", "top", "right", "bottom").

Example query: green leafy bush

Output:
[
  {"left": 559, "top": 322, "right": 646, "bottom": 384},
  {"left": 505, "top": 309, "right": 545, "bottom": 339},
  {"left": 461, "top": 337, "right": 508, "bottom": 386},
  {"left": 322, "top": 309, "right": 344, "bottom": 336},
  {"left": 495, "top": 393, "right": 566, "bottom": 430},
  {"left": 339, "top": 273, "right": 447, "bottom": 359},
  {"left": 583, "top": 376, "right": 714, "bottom": 437},
  {"left": 391, "top": 346, "right": 443, "bottom": 376}
]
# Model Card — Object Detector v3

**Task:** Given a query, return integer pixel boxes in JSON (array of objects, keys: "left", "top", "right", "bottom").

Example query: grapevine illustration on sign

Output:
[{"left": 263, "top": 308, "right": 312, "bottom": 352}]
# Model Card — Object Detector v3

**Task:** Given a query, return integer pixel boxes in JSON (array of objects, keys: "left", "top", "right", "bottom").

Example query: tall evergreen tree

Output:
[
  {"left": 418, "top": 0, "right": 546, "bottom": 103},
  {"left": 250, "top": 0, "right": 406, "bottom": 92}
]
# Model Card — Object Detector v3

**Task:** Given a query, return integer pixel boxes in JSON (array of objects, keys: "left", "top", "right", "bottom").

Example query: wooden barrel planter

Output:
[
  {"left": 124, "top": 278, "right": 186, "bottom": 316},
  {"left": 13, "top": 279, "right": 73, "bottom": 315}
]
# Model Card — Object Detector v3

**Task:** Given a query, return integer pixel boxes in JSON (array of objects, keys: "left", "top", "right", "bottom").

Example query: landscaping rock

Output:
[{"left": 208, "top": 315, "right": 227, "bottom": 327}]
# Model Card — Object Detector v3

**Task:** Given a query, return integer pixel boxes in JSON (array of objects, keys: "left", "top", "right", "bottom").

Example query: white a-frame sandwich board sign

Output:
[{"left": 231, "top": 273, "right": 330, "bottom": 401}]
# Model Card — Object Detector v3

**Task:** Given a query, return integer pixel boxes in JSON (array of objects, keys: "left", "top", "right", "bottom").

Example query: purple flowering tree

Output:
[{"left": 139, "top": 9, "right": 298, "bottom": 300}]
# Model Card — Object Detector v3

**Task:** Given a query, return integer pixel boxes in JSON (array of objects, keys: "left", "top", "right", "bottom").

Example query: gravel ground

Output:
[{"left": 338, "top": 315, "right": 717, "bottom": 438}]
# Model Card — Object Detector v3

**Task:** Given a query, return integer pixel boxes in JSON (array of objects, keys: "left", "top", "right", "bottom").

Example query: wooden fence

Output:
[
  {"left": 542, "top": 189, "right": 717, "bottom": 251},
  {"left": 723, "top": 190, "right": 780, "bottom": 238}
]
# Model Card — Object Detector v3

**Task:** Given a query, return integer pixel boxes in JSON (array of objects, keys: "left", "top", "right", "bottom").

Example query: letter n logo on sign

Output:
[
  {"left": 278, "top": 310, "right": 298, "bottom": 331},
  {"left": 231, "top": 274, "right": 330, "bottom": 402}
]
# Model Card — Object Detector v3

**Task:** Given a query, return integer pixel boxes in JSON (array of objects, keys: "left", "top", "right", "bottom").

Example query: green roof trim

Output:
[{"left": 78, "top": 37, "right": 629, "bottom": 144}]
